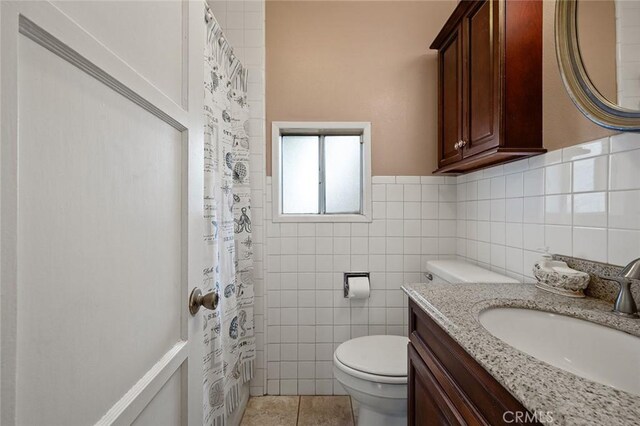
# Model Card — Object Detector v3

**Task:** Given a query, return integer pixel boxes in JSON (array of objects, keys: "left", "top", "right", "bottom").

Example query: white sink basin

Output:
[{"left": 478, "top": 307, "right": 640, "bottom": 396}]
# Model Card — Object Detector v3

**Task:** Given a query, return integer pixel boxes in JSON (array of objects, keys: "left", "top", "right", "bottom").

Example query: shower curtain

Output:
[{"left": 202, "top": 18, "right": 255, "bottom": 426}]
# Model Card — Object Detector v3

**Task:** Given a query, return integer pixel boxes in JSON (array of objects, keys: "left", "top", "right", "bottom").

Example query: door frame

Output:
[{"left": 0, "top": 1, "right": 205, "bottom": 424}]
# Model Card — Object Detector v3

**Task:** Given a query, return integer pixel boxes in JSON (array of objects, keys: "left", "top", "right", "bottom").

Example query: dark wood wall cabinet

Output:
[
  {"left": 431, "top": 0, "right": 545, "bottom": 175},
  {"left": 408, "top": 300, "right": 542, "bottom": 425}
]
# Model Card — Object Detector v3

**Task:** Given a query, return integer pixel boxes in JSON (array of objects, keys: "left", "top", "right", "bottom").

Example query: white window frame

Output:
[{"left": 272, "top": 121, "right": 372, "bottom": 223}]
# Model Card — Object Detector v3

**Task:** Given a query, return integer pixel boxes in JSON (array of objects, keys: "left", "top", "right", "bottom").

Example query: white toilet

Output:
[
  {"left": 334, "top": 260, "right": 518, "bottom": 425},
  {"left": 333, "top": 335, "right": 409, "bottom": 426}
]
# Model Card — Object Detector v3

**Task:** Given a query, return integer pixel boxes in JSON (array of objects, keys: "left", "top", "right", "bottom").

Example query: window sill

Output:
[{"left": 272, "top": 213, "right": 372, "bottom": 223}]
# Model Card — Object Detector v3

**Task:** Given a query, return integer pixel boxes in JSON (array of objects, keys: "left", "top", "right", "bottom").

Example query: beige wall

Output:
[
  {"left": 266, "top": 0, "right": 616, "bottom": 176},
  {"left": 266, "top": 0, "right": 456, "bottom": 176}
]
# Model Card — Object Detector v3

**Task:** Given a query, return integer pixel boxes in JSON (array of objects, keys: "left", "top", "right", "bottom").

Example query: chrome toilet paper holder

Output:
[{"left": 344, "top": 272, "right": 370, "bottom": 298}]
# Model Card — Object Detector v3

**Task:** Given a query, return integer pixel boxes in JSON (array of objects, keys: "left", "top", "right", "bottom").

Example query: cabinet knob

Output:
[
  {"left": 459, "top": 140, "right": 467, "bottom": 148},
  {"left": 454, "top": 142, "right": 460, "bottom": 150}
]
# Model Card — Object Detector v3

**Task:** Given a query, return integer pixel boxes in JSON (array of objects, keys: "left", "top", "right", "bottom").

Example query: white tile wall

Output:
[
  {"left": 456, "top": 133, "right": 640, "bottom": 282},
  {"left": 264, "top": 176, "right": 457, "bottom": 395},
  {"left": 616, "top": 0, "right": 640, "bottom": 110},
  {"left": 208, "top": 0, "right": 267, "bottom": 396}
]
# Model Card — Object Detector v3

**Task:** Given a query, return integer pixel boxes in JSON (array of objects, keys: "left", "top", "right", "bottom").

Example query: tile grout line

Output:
[{"left": 296, "top": 395, "right": 301, "bottom": 425}]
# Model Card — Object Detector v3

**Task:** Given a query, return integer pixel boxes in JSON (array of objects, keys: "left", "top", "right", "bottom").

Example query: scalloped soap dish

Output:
[{"left": 533, "top": 249, "right": 590, "bottom": 298}]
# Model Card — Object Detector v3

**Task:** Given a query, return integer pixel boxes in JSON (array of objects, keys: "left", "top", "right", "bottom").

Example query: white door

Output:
[{"left": 1, "top": 1, "right": 206, "bottom": 425}]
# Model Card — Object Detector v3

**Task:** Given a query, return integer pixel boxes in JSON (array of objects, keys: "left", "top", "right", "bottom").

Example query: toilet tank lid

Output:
[
  {"left": 426, "top": 260, "right": 519, "bottom": 284},
  {"left": 335, "top": 335, "right": 409, "bottom": 377}
]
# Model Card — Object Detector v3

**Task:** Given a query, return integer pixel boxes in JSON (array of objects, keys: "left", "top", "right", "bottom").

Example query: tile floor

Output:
[{"left": 240, "top": 396, "right": 359, "bottom": 426}]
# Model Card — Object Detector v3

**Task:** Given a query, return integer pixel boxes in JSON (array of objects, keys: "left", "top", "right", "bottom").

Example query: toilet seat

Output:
[
  {"left": 334, "top": 335, "right": 409, "bottom": 384},
  {"left": 334, "top": 354, "right": 407, "bottom": 384}
]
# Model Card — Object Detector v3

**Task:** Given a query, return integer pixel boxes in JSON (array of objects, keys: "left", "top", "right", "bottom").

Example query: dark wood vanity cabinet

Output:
[
  {"left": 409, "top": 344, "right": 467, "bottom": 425},
  {"left": 432, "top": 0, "right": 545, "bottom": 174},
  {"left": 408, "top": 300, "right": 542, "bottom": 425}
]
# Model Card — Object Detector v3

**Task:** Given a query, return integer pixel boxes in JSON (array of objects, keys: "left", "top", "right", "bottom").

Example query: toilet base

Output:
[
  {"left": 333, "top": 366, "right": 407, "bottom": 426},
  {"left": 332, "top": 337, "right": 409, "bottom": 426},
  {"left": 357, "top": 403, "right": 407, "bottom": 426}
]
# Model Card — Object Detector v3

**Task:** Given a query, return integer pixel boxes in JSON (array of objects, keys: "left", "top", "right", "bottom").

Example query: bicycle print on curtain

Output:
[{"left": 202, "top": 18, "right": 255, "bottom": 426}]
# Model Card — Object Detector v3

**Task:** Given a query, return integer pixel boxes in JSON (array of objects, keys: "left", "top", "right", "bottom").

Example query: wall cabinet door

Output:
[
  {"left": 408, "top": 344, "right": 465, "bottom": 426},
  {"left": 463, "top": 0, "right": 501, "bottom": 158},
  {"left": 438, "top": 26, "right": 464, "bottom": 167}
]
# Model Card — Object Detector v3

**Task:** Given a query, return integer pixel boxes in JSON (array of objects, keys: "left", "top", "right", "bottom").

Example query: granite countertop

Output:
[{"left": 401, "top": 282, "right": 640, "bottom": 426}]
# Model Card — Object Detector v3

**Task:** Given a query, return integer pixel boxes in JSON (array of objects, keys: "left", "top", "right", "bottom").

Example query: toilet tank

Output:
[{"left": 425, "top": 260, "right": 519, "bottom": 284}]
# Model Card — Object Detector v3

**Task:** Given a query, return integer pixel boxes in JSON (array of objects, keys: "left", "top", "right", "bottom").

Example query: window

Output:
[{"left": 272, "top": 122, "right": 371, "bottom": 222}]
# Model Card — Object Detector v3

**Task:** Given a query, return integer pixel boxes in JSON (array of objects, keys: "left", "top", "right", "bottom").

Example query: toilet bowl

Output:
[{"left": 333, "top": 335, "right": 409, "bottom": 426}]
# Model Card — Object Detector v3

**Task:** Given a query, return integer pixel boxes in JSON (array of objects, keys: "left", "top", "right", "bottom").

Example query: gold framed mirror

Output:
[{"left": 556, "top": 0, "right": 640, "bottom": 131}]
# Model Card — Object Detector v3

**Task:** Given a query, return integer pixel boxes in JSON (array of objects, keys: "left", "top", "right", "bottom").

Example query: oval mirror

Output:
[{"left": 556, "top": 0, "right": 640, "bottom": 131}]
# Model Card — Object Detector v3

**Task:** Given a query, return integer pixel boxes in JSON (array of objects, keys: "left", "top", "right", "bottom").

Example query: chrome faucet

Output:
[{"left": 603, "top": 258, "right": 640, "bottom": 318}]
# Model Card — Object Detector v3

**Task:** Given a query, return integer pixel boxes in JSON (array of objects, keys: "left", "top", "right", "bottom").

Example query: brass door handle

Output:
[{"left": 189, "top": 288, "right": 219, "bottom": 315}]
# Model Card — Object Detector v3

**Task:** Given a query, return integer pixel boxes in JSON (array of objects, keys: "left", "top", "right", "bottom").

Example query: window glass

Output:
[
  {"left": 324, "top": 135, "right": 362, "bottom": 214},
  {"left": 281, "top": 135, "right": 319, "bottom": 214}
]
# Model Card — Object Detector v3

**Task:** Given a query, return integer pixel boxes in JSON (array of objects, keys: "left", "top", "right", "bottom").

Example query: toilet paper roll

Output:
[{"left": 346, "top": 276, "right": 370, "bottom": 299}]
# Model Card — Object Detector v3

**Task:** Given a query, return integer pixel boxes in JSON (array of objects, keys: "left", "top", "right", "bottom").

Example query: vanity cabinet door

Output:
[
  {"left": 462, "top": 0, "right": 501, "bottom": 158},
  {"left": 437, "top": 25, "right": 464, "bottom": 168},
  {"left": 408, "top": 343, "right": 465, "bottom": 426}
]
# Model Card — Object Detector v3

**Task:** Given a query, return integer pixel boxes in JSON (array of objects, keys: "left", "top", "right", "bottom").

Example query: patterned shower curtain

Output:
[{"left": 202, "top": 18, "right": 255, "bottom": 426}]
